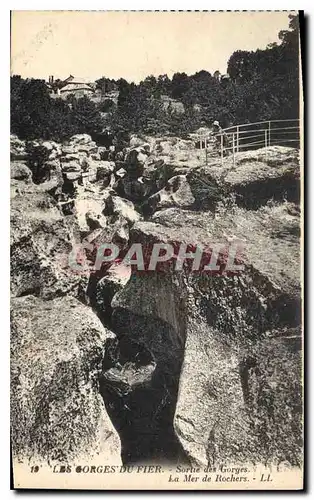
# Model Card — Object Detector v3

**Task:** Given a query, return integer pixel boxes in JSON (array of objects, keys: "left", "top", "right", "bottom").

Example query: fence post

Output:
[
  {"left": 236, "top": 125, "right": 239, "bottom": 153},
  {"left": 232, "top": 133, "right": 235, "bottom": 167},
  {"left": 220, "top": 133, "right": 223, "bottom": 166},
  {"left": 268, "top": 121, "right": 271, "bottom": 147},
  {"left": 205, "top": 137, "right": 207, "bottom": 165},
  {"left": 265, "top": 129, "right": 268, "bottom": 161}
]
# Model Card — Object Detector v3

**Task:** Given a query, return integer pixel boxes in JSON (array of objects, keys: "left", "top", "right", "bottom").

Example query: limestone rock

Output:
[
  {"left": 109, "top": 203, "right": 301, "bottom": 467},
  {"left": 69, "top": 133, "right": 93, "bottom": 145},
  {"left": 10, "top": 135, "right": 27, "bottom": 161},
  {"left": 187, "top": 146, "right": 300, "bottom": 210},
  {"left": 96, "top": 162, "right": 115, "bottom": 181},
  {"left": 104, "top": 195, "right": 141, "bottom": 225},
  {"left": 74, "top": 197, "right": 105, "bottom": 233},
  {"left": 96, "top": 263, "right": 131, "bottom": 321},
  {"left": 142, "top": 175, "right": 195, "bottom": 215},
  {"left": 11, "top": 294, "right": 121, "bottom": 465},
  {"left": 11, "top": 190, "right": 82, "bottom": 299},
  {"left": 61, "top": 160, "right": 82, "bottom": 173},
  {"left": 11, "top": 162, "right": 32, "bottom": 183}
]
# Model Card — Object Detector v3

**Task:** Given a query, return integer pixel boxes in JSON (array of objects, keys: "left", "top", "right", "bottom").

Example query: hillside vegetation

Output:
[{"left": 11, "top": 14, "right": 299, "bottom": 143}]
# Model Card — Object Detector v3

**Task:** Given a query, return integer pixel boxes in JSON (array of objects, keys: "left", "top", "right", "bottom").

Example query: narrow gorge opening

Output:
[
  {"left": 100, "top": 313, "right": 188, "bottom": 465},
  {"left": 87, "top": 269, "right": 189, "bottom": 465}
]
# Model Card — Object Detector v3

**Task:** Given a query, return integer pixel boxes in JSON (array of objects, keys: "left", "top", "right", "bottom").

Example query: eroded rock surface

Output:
[
  {"left": 10, "top": 131, "right": 302, "bottom": 469},
  {"left": 108, "top": 201, "right": 302, "bottom": 467},
  {"left": 11, "top": 295, "right": 121, "bottom": 465}
]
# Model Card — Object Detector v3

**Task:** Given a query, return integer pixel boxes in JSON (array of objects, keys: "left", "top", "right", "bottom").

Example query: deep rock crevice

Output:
[{"left": 11, "top": 133, "right": 302, "bottom": 468}]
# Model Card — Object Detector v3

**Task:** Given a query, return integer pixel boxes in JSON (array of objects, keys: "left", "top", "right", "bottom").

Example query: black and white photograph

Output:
[{"left": 10, "top": 10, "right": 303, "bottom": 490}]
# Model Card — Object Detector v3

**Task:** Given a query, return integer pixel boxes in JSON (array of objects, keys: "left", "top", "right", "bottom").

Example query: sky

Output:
[{"left": 11, "top": 11, "right": 294, "bottom": 83}]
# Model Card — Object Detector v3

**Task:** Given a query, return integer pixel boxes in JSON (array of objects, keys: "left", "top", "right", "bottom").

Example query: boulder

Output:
[
  {"left": 116, "top": 168, "right": 126, "bottom": 178},
  {"left": 122, "top": 177, "right": 151, "bottom": 201},
  {"left": 11, "top": 190, "right": 82, "bottom": 299},
  {"left": 187, "top": 146, "right": 300, "bottom": 210},
  {"left": 109, "top": 204, "right": 301, "bottom": 466},
  {"left": 61, "top": 160, "right": 82, "bottom": 173},
  {"left": 11, "top": 294, "right": 121, "bottom": 466},
  {"left": 124, "top": 147, "right": 149, "bottom": 179},
  {"left": 10, "top": 135, "right": 27, "bottom": 161},
  {"left": 96, "top": 162, "right": 115, "bottom": 181},
  {"left": 104, "top": 195, "right": 141, "bottom": 225},
  {"left": 69, "top": 133, "right": 93, "bottom": 145},
  {"left": 112, "top": 217, "right": 129, "bottom": 247},
  {"left": 142, "top": 175, "right": 195, "bottom": 215},
  {"left": 43, "top": 159, "right": 62, "bottom": 173},
  {"left": 74, "top": 197, "right": 105, "bottom": 233},
  {"left": 84, "top": 160, "right": 113, "bottom": 183},
  {"left": 61, "top": 145, "right": 77, "bottom": 155},
  {"left": 32, "top": 160, "right": 64, "bottom": 194},
  {"left": 64, "top": 171, "right": 82, "bottom": 182},
  {"left": 77, "top": 143, "right": 98, "bottom": 154},
  {"left": 29, "top": 141, "right": 62, "bottom": 162},
  {"left": 95, "top": 263, "right": 131, "bottom": 321},
  {"left": 101, "top": 362, "right": 156, "bottom": 397},
  {"left": 41, "top": 141, "right": 55, "bottom": 151},
  {"left": 86, "top": 210, "right": 107, "bottom": 231},
  {"left": 61, "top": 152, "right": 87, "bottom": 164},
  {"left": 11, "top": 162, "right": 32, "bottom": 183},
  {"left": 129, "top": 135, "right": 146, "bottom": 148}
]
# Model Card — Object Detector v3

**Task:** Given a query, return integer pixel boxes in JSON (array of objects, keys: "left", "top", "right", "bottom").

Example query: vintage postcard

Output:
[{"left": 10, "top": 10, "right": 303, "bottom": 490}]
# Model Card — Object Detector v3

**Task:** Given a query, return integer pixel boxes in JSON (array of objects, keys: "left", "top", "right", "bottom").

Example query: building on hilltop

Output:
[
  {"left": 47, "top": 75, "right": 95, "bottom": 99},
  {"left": 59, "top": 76, "right": 95, "bottom": 98}
]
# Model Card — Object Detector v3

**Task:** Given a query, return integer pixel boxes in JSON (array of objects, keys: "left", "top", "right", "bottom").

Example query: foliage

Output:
[
  {"left": 11, "top": 14, "right": 299, "bottom": 141},
  {"left": 11, "top": 78, "right": 104, "bottom": 141},
  {"left": 70, "top": 96, "right": 104, "bottom": 135}
]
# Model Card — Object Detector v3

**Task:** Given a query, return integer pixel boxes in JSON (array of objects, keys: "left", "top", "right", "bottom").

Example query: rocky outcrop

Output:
[
  {"left": 74, "top": 194, "right": 106, "bottom": 233},
  {"left": 187, "top": 146, "right": 300, "bottom": 210},
  {"left": 107, "top": 270, "right": 188, "bottom": 464},
  {"left": 107, "top": 202, "right": 301, "bottom": 467},
  {"left": 142, "top": 175, "right": 195, "bottom": 215},
  {"left": 11, "top": 295, "right": 121, "bottom": 465},
  {"left": 104, "top": 195, "right": 141, "bottom": 225},
  {"left": 10, "top": 135, "right": 27, "bottom": 161},
  {"left": 10, "top": 189, "right": 82, "bottom": 299},
  {"left": 11, "top": 161, "right": 32, "bottom": 183},
  {"left": 95, "top": 263, "right": 132, "bottom": 324},
  {"left": 10, "top": 128, "right": 302, "bottom": 470}
]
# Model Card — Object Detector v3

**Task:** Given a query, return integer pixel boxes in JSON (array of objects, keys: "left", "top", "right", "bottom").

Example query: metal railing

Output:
[{"left": 199, "top": 119, "right": 300, "bottom": 166}]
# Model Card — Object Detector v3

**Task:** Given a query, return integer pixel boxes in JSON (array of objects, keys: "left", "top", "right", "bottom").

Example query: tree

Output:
[
  {"left": 171, "top": 72, "right": 190, "bottom": 99},
  {"left": 11, "top": 77, "right": 52, "bottom": 140},
  {"left": 71, "top": 96, "right": 104, "bottom": 135},
  {"left": 156, "top": 74, "right": 171, "bottom": 95},
  {"left": 11, "top": 14, "right": 300, "bottom": 143},
  {"left": 11, "top": 76, "right": 77, "bottom": 141}
]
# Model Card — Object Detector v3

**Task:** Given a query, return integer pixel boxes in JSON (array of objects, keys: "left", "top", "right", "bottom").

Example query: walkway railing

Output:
[{"left": 199, "top": 119, "right": 300, "bottom": 166}]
